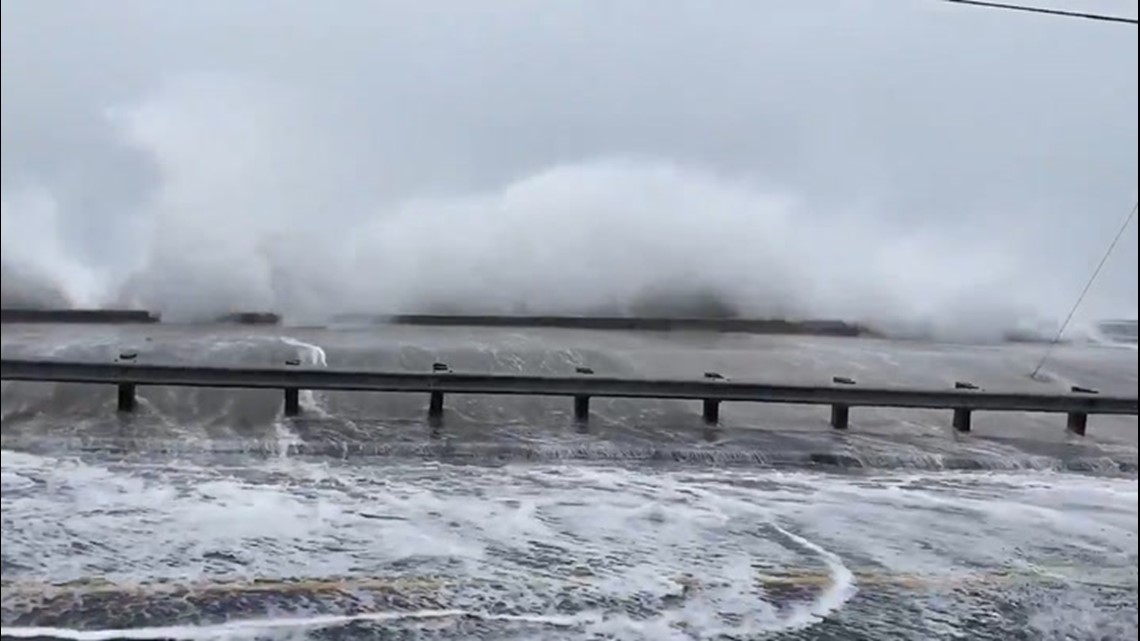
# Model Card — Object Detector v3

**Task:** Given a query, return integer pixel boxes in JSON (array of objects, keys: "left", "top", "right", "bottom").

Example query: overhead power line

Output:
[
  {"left": 1030, "top": 201, "right": 1138, "bottom": 380},
  {"left": 941, "top": 0, "right": 1139, "bottom": 25}
]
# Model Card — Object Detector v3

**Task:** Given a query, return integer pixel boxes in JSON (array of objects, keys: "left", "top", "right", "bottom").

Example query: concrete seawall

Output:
[
  {"left": 0, "top": 309, "right": 160, "bottom": 324},
  {"left": 1, "top": 308, "right": 871, "bottom": 336},
  {"left": 345, "top": 314, "right": 873, "bottom": 336},
  {"left": 0, "top": 310, "right": 1094, "bottom": 343}
]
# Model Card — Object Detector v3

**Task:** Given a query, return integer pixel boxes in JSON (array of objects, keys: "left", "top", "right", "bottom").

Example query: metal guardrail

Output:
[{"left": 1, "top": 358, "right": 1136, "bottom": 435}]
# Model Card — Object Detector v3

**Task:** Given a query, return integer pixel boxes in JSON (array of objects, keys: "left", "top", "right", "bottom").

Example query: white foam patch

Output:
[
  {"left": 270, "top": 335, "right": 331, "bottom": 453},
  {"left": 2, "top": 454, "right": 1136, "bottom": 639}
]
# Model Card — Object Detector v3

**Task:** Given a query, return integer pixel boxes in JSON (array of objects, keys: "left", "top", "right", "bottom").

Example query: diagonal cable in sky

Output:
[
  {"left": 1030, "top": 201, "right": 1138, "bottom": 380},
  {"left": 941, "top": 0, "right": 1139, "bottom": 25}
]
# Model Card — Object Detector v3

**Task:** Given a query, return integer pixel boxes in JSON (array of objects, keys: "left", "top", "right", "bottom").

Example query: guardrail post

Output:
[
  {"left": 1066, "top": 412, "right": 1087, "bottom": 436},
  {"left": 429, "top": 391, "right": 445, "bottom": 421},
  {"left": 284, "top": 388, "right": 300, "bottom": 416},
  {"left": 702, "top": 399, "right": 720, "bottom": 425},
  {"left": 953, "top": 408, "right": 972, "bottom": 432},
  {"left": 830, "top": 404, "right": 849, "bottom": 429},
  {"left": 574, "top": 395, "right": 590, "bottom": 424},
  {"left": 117, "top": 383, "right": 136, "bottom": 412}
]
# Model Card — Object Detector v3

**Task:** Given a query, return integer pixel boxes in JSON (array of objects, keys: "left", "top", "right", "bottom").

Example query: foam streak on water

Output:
[
  {"left": 274, "top": 336, "right": 331, "bottom": 453},
  {"left": 1, "top": 610, "right": 587, "bottom": 641}
]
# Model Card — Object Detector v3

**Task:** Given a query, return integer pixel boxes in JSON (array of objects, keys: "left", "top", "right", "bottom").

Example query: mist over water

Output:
[{"left": 0, "top": 75, "right": 1131, "bottom": 341}]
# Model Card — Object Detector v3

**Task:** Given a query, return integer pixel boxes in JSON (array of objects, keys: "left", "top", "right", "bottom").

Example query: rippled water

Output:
[{"left": 1, "top": 325, "right": 1137, "bottom": 639}]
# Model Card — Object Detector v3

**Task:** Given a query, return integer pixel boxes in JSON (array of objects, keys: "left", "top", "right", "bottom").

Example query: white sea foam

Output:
[
  {"left": 3, "top": 451, "right": 1135, "bottom": 639},
  {"left": 0, "top": 610, "right": 586, "bottom": 641},
  {"left": 268, "top": 335, "right": 331, "bottom": 453}
]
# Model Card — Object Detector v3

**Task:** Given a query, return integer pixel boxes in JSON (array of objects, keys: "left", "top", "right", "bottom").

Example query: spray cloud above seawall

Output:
[{"left": 1, "top": 2, "right": 1136, "bottom": 338}]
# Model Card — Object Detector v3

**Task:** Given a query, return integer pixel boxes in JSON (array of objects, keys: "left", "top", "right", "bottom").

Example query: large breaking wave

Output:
[{"left": 2, "top": 76, "right": 1113, "bottom": 342}]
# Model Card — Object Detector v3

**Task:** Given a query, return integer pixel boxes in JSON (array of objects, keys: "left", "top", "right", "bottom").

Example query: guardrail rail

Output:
[{"left": 2, "top": 358, "right": 1135, "bottom": 436}]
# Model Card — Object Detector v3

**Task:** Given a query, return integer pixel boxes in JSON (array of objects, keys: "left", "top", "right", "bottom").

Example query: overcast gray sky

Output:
[{"left": 1, "top": 0, "right": 1136, "bottom": 332}]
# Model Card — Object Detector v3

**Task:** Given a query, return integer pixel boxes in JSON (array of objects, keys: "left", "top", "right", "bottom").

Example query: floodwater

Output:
[{"left": 1, "top": 324, "right": 1137, "bottom": 640}]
